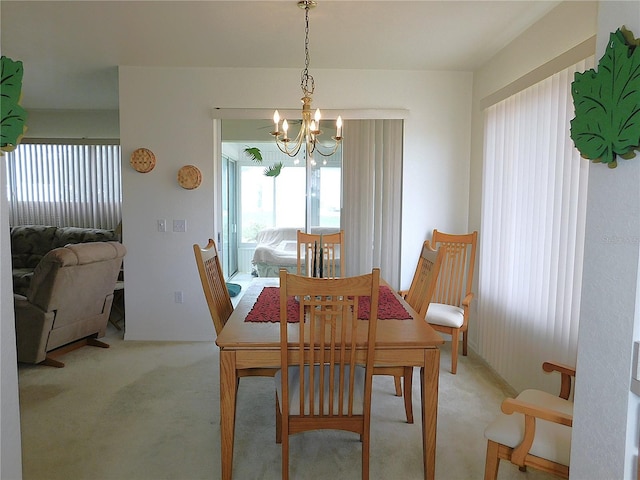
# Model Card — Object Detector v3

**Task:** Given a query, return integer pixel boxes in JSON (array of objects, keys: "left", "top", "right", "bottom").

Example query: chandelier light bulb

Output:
[{"left": 273, "top": 110, "right": 280, "bottom": 132}]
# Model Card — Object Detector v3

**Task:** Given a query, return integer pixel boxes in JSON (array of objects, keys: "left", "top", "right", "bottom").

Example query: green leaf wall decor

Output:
[
  {"left": 570, "top": 27, "right": 640, "bottom": 168},
  {"left": 1, "top": 56, "right": 28, "bottom": 154}
]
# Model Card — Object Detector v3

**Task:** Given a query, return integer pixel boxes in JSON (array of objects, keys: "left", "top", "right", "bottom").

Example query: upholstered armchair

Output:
[{"left": 14, "top": 241, "right": 126, "bottom": 367}]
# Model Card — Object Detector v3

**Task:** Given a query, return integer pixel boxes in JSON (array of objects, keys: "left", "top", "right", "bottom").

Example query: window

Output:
[
  {"left": 228, "top": 141, "right": 342, "bottom": 245},
  {"left": 315, "top": 166, "right": 341, "bottom": 228},
  {"left": 477, "top": 57, "right": 594, "bottom": 394},
  {"left": 239, "top": 162, "right": 307, "bottom": 243},
  {"left": 5, "top": 142, "right": 122, "bottom": 229}
]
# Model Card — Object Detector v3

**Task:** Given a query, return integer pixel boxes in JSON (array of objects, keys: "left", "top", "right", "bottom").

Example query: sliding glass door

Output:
[
  {"left": 218, "top": 117, "right": 403, "bottom": 284},
  {"left": 221, "top": 154, "right": 238, "bottom": 278},
  {"left": 221, "top": 119, "right": 342, "bottom": 275},
  {"left": 308, "top": 153, "right": 342, "bottom": 228}
]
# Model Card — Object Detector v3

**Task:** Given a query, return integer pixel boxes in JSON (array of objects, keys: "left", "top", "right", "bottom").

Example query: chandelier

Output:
[{"left": 271, "top": 0, "right": 342, "bottom": 158}]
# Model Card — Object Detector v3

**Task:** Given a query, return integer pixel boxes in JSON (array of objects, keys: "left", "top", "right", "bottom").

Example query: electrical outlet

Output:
[
  {"left": 174, "top": 291, "right": 183, "bottom": 304},
  {"left": 157, "top": 219, "right": 167, "bottom": 232},
  {"left": 173, "top": 219, "right": 186, "bottom": 233}
]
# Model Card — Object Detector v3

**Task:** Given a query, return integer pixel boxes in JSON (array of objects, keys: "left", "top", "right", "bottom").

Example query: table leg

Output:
[
  {"left": 421, "top": 347, "right": 440, "bottom": 480},
  {"left": 220, "top": 350, "right": 237, "bottom": 480}
]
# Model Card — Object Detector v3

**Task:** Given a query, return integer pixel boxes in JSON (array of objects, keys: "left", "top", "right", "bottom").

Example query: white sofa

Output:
[{"left": 252, "top": 227, "right": 340, "bottom": 277}]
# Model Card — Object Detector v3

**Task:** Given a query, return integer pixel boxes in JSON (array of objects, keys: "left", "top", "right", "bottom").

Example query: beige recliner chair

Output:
[{"left": 14, "top": 241, "right": 126, "bottom": 367}]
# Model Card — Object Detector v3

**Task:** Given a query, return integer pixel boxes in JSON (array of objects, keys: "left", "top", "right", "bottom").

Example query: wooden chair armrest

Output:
[
  {"left": 462, "top": 292, "right": 474, "bottom": 308},
  {"left": 542, "top": 361, "right": 576, "bottom": 400},
  {"left": 542, "top": 361, "right": 576, "bottom": 377},
  {"left": 501, "top": 397, "right": 573, "bottom": 427},
  {"left": 501, "top": 396, "right": 572, "bottom": 467}
]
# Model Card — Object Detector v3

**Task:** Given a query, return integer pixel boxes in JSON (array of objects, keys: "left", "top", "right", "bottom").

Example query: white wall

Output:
[
  {"left": 24, "top": 109, "right": 119, "bottom": 139},
  {"left": 1, "top": 24, "right": 23, "bottom": 479},
  {"left": 571, "top": 3, "right": 640, "bottom": 478},
  {"left": 1, "top": 160, "right": 22, "bottom": 479},
  {"left": 118, "top": 66, "right": 472, "bottom": 340}
]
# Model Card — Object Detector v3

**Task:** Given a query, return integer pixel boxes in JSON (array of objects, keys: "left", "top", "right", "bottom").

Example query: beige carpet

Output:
[{"left": 17, "top": 323, "right": 558, "bottom": 480}]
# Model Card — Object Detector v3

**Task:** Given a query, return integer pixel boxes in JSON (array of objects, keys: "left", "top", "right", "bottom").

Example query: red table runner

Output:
[{"left": 245, "top": 285, "right": 412, "bottom": 323}]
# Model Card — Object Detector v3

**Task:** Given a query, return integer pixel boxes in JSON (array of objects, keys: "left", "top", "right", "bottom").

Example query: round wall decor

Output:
[
  {"left": 130, "top": 148, "right": 156, "bottom": 173},
  {"left": 177, "top": 165, "right": 202, "bottom": 190}
]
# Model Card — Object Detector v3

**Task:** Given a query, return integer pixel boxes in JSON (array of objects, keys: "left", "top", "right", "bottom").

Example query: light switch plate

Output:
[
  {"left": 157, "top": 219, "right": 167, "bottom": 232},
  {"left": 173, "top": 219, "right": 186, "bottom": 232}
]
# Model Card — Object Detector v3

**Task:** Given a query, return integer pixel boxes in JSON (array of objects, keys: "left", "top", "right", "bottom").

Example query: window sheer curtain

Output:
[
  {"left": 5, "top": 143, "right": 122, "bottom": 229},
  {"left": 342, "top": 120, "right": 403, "bottom": 287},
  {"left": 478, "top": 57, "right": 593, "bottom": 394}
]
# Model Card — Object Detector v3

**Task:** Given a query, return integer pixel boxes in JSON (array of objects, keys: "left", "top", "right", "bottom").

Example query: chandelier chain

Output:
[{"left": 300, "top": 3, "right": 314, "bottom": 97}]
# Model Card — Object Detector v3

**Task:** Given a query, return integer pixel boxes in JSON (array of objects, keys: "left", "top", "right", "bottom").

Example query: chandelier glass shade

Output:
[{"left": 271, "top": 0, "right": 342, "bottom": 158}]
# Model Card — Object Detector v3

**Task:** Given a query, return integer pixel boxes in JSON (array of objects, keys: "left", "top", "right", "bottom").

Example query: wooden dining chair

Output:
[
  {"left": 484, "top": 361, "right": 575, "bottom": 479},
  {"left": 193, "top": 239, "right": 233, "bottom": 336},
  {"left": 193, "top": 239, "right": 276, "bottom": 380},
  {"left": 381, "top": 242, "right": 444, "bottom": 423},
  {"left": 425, "top": 229, "right": 478, "bottom": 374},
  {"left": 275, "top": 268, "right": 380, "bottom": 480},
  {"left": 296, "top": 230, "right": 344, "bottom": 278}
]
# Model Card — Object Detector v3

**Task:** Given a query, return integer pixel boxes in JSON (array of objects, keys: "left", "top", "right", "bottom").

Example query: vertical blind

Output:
[
  {"left": 5, "top": 143, "right": 122, "bottom": 229},
  {"left": 478, "top": 57, "right": 593, "bottom": 394},
  {"left": 342, "top": 120, "right": 403, "bottom": 287}
]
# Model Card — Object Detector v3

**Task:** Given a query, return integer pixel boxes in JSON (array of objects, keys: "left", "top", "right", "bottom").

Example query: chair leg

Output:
[
  {"left": 275, "top": 394, "right": 282, "bottom": 444},
  {"left": 282, "top": 431, "right": 289, "bottom": 480},
  {"left": 450, "top": 329, "right": 460, "bottom": 374},
  {"left": 393, "top": 374, "right": 402, "bottom": 396},
  {"left": 87, "top": 338, "right": 110, "bottom": 349},
  {"left": 403, "top": 366, "right": 414, "bottom": 424},
  {"left": 362, "top": 431, "right": 370, "bottom": 480},
  {"left": 42, "top": 356, "right": 65, "bottom": 368},
  {"left": 484, "top": 440, "right": 500, "bottom": 480},
  {"left": 420, "top": 366, "right": 425, "bottom": 426},
  {"left": 462, "top": 329, "right": 468, "bottom": 356},
  {"left": 40, "top": 336, "right": 109, "bottom": 368}
]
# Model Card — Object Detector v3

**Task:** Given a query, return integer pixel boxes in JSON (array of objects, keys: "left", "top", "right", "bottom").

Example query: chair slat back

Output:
[
  {"left": 297, "top": 230, "right": 345, "bottom": 278},
  {"left": 193, "top": 239, "right": 233, "bottom": 335},
  {"left": 279, "top": 268, "right": 379, "bottom": 419},
  {"left": 404, "top": 243, "right": 445, "bottom": 318},
  {"left": 429, "top": 230, "right": 477, "bottom": 308}
]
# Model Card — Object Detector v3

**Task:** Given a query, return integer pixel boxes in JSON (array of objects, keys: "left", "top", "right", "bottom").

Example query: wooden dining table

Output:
[{"left": 215, "top": 277, "right": 445, "bottom": 479}]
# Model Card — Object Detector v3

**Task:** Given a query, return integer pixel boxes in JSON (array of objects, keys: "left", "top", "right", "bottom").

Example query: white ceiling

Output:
[{"left": 1, "top": 0, "right": 560, "bottom": 110}]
